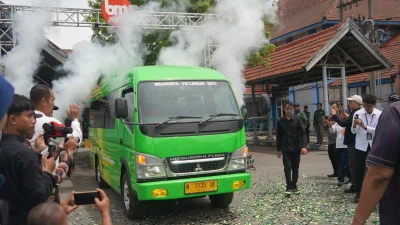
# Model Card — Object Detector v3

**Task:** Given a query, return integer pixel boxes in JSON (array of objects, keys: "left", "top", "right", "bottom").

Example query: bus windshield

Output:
[{"left": 138, "top": 81, "right": 241, "bottom": 124}]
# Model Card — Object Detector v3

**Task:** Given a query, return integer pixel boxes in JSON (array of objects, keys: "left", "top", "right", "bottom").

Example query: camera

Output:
[
  {"left": 42, "top": 122, "right": 80, "bottom": 159},
  {"left": 42, "top": 122, "right": 79, "bottom": 177}
]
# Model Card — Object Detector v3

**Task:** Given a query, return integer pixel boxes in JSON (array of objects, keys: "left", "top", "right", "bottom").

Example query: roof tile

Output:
[
  {"left": 245, "top": 24, "right": 341, "bottom": 82},
  {"left": 330, "top": 32, "right": 400, "bottom": 86},
  {"left": 270, "top": 0, "right": 400, "bottom": 39}
]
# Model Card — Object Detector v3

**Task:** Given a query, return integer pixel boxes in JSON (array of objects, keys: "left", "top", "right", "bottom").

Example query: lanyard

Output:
[{"left": 364, "top": 113, "right": 374, "bottom": 126}]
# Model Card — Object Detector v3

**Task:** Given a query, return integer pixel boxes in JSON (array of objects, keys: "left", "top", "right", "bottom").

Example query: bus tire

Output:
[
  {"left": 209, "top": 192, "right": 234, "bottom": 208},
  {"left": 122, "top": 172, "right": 146, "bottom": 219},
  {"left": 95, "top": 156, "right": 109, "bottom": 189}
]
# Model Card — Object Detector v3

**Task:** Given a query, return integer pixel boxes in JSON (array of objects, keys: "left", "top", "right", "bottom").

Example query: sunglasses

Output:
[{"left": 391, "top": 72, "right": 399, "bottom": 82}]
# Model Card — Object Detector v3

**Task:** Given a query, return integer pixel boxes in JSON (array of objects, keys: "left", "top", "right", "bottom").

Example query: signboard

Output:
[{"left": 101, "top": 0, "right": 131, "bottom": 25}]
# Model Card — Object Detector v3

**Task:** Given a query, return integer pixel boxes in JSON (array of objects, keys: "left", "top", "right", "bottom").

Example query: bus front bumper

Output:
[{"left": 134, "top": 172, "right": 251, "bottom": 201}]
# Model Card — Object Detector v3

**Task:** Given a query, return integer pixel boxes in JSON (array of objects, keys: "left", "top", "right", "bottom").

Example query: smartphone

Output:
[
  {"left": 355, "top": 114, "right": 359, "bottom": 119},
  {"left": 74, "top": 191, "right": 100, "bottom": 205},
  {"left": 47, "top": 145, "right": 61, "bottom": 159}
]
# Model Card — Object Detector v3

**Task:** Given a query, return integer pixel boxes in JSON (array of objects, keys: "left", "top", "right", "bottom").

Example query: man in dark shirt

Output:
[
  {"left": 331, "top": 95, "right": 362, "bottom": 193},
  {"left": 352, "top": 68, "right": 400, "bottom": 225},
  {"left": 313, "top": 103, "right": 325, "bottom": 144},
  {"left": 303, "top": 105, "right": 311, "bottom": 143},
  {"left": 276, "top": 101, "right": 307, "bottom": 194},
  {"left": 0, "top": 94, "right": 56, "bottom": 225}
]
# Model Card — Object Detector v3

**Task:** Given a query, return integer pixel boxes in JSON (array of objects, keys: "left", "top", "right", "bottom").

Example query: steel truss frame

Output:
[{"left": 0, "top": 4, "right": 220, "bottom": 69}]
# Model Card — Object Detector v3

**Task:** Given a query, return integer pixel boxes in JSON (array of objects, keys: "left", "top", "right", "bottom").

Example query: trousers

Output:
[{"left": 282, "top": 150, "right": 301, "bottom": 189}]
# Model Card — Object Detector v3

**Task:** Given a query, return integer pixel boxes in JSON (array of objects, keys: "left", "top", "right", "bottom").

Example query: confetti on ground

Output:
[{"left": 64, "top": 148, "right": 380, "bottom": 225}]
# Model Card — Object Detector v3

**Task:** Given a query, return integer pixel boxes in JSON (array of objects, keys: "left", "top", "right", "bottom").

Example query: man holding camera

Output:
[
  {"left": 28, "top": 84, "right": 82, "bottom": 152},
  {"left": 351, "top": 95, "right": 381, "bottom": 203},
  {"left": 0, "top": 94, "right": 56, "bottom": 225},
  {"left": 331, "top": 95, "right": 362, "bottom": 195}
]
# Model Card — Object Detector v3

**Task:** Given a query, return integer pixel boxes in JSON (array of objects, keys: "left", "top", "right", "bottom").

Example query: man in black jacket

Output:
[
  {"left": 331, "top": 95, "right": 362, "bottom": 193},
  {"left": 0, "top": 94, "right": 56, "bottom": 225},
  {"left": 276, "top": 101, "right": 308, "bottom": 194}
]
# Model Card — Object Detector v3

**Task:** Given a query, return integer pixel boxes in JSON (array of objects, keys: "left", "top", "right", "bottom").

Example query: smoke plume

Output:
[
  {"left": 1, "top": 0, "right": 55, "bottom": 96},
  {"left": 158, "top": 0, "right": 277, "bottom": 106},
  {"left": 52, "top": 2, "right": 162, "bottom": 119}
]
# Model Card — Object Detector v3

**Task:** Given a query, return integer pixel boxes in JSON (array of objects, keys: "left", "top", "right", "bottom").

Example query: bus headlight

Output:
[
  {"left": 228, "top": 146, "right": 248, "bottom": 171},
  {"left": 136, "top": 153, "right": 166, "bottom": 179}
]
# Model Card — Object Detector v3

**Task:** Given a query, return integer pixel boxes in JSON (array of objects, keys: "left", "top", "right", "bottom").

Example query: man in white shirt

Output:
[
  {"left": 28, "top": 84, "right": 82, "bottom": 157},
  {"left": 351, "top": 94, "right": 381, "bottom": 203}
]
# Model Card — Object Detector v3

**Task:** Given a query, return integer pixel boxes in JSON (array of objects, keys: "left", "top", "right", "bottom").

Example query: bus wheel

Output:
[
  {"left": 122, "top": 172, "right": 145, "bottom": 219},
  {"left": 209, "top": 193, "right": 234, "bottom": 208},
  {"left": 95, "top": 157, "right": 109, "bottom": 189}
]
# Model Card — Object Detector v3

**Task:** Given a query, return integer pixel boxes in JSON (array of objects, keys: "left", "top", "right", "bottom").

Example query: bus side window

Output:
[
  {"left": 90, "top": 99, "right": 107, "bottom": 128},
  {"left": 122, "top": 87, "right": 134, "bottom": 132},
  {"left": 104, "top": 92, "right": 117, "bottom": 129}
]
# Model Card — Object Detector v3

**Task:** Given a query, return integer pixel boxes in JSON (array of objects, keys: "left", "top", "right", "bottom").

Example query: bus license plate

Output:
[{"left": 184, "top": 180, "right": 218, "bottom": 194}]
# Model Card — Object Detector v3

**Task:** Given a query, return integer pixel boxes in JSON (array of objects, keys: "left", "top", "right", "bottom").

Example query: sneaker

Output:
[
  {"left": 284, "top": 188, "right": 292, "bottom": 195},
  {"left": 327, "top": 173, "right": 338, "bottom": 178},
  {"left": 338, "top": 181, "right": 344, "bottom": 187},
  {"left": 344, "top": 188, "right": 357, "bottom": 193},
  {"left": 291, "top": 188, "right": 300, "bottom": 194}
]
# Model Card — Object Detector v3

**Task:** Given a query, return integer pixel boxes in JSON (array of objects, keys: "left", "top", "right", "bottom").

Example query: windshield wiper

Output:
[
  {"left": 155, "top": 116, "right": 203, "bottom": 128},
  {"left": 199, "top": 113, "right": 240, "bottom": 125}
]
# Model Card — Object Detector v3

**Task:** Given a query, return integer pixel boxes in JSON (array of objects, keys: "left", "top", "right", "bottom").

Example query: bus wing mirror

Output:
[
  {"left": 261, "top": 94, "right": 271, "bottom": 114},
  {"left": 115, "top": 98, "right": 128, "bottom": 119}
]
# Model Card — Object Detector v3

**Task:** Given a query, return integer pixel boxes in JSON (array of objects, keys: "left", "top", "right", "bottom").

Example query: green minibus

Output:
[{"left": 87, "top": 65, "right": 267, "bottom": 219}]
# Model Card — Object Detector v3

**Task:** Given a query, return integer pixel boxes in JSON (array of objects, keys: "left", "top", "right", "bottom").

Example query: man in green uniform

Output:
[
  {"left": 294, "top": 104, "right": 307, "bottom": 126},
  {"left": 313, "top": 103, "right": 325, "bottom": 144},
  {"left": 303, "top": 105, "right": 311, "bottom": 143}
]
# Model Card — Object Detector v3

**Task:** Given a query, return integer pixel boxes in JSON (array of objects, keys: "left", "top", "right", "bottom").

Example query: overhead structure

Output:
[{"left": 0, "top": 4, "right": 220, "bottom": 67}]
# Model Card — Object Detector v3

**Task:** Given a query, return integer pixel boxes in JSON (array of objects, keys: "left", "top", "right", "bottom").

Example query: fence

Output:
[{"left": 244, "top": 119, "right": 275, "bottom": 132}]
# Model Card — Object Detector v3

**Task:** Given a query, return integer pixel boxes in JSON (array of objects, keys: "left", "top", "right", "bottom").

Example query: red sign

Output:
[{"left": 101, "top": 0, "right": 131, "bottom": 25}]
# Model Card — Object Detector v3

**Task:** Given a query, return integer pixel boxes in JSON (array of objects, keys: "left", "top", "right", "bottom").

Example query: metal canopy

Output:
[
  {"left": 249, "top": 19, "right": 393, "bottom": 94},
  {"left": 0, "top": 4, "right": 219, "bottom": 70}
]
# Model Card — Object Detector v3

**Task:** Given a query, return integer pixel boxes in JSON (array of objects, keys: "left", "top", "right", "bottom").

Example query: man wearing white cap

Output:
[
  {"left": 351, "top": 94, "right": 381, "bottom": 203},
  {"left": 330, "top": 95, "right": 362, "bottom": 194}
]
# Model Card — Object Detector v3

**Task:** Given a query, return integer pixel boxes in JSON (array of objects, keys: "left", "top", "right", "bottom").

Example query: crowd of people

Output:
[
  {"left": 0, "top": 76, "right": 112, "bottom": 225},
  {"left": 276, "top": 67, "right": 400, "bottom": 224}
]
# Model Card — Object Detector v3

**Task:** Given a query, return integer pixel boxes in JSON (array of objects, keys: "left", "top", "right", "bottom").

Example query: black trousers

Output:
[
  {"left": 347, "top": 144, "right": 357, "bottom": 189},
  {"left": 282, "top": 150, "right": 301, "bottom": 189},
  {"left": 354, "top": 146, "right": 370, "bottom": 193},
  {"left": 328, "top": 144, "right": 339, "bottom": 175},
  {"left": 305, "top": 126, "right": 310, "bottom": 143}
]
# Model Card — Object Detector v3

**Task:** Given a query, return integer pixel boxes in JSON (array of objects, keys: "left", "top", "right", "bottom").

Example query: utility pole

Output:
[
  {"left": 340, "top": 0, "right": 344, "bottom": 22},
  {"left": 368, "top": 0, "right": 376, "bottom": 96}
]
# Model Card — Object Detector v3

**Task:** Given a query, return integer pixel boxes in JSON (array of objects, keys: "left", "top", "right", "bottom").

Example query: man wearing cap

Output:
[
  {"left": 331, "top": 95, "right": 362, "bottom": 194},
  {"left": 388, "top": 93, "right": 399, "bottom": 105},
  {"left": 352, "top": 66, "right": 400, "bottom": 225},
  {"left": 28, "top": 84, "right": 82, "bottom": 154},
  {"left": 351, "top": 94, "right": 381, "bottom": 203},
  {"left": 0, "top": 76, "right": 14, "bottom": 132}
]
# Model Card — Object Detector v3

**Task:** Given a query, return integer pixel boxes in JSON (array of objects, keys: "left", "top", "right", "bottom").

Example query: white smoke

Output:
[
  {"left": 1, "top": 0, "right": 56, "bottom": 96},
  {"left": 158, "top": 0, "right": 277, "bottom": 106},
  {"left": 52, "top": 2, "right": 162, "bottom": 119}
]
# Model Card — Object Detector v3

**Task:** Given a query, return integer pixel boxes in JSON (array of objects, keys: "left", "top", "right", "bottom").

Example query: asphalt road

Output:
[{"left": 61, "top": 146, "right": 380, "bottom": 225}]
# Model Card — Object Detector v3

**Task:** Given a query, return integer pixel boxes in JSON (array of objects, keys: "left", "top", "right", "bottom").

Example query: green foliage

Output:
[
  {"left": 247, "top": 31, "right": 276, "bottom": 68},
  {"left": 87, "top": 0, "right": 274, "bottom": 67},
  {"left": 88, "top": 0, "right": 216, "bottom": 65}
]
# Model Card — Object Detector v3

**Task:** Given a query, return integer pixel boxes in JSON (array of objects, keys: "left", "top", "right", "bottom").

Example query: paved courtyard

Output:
[{"left": 61, "top": 146, "right": 379, "bottom": 225}]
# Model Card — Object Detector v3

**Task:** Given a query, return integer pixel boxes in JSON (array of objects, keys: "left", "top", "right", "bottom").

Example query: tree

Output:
[
  {"left": 87, "top": 0, "right": 275, "bottom": 67},
  {"left": 87, "top": 0, "right": 217, "bottom": 65}
]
